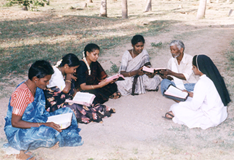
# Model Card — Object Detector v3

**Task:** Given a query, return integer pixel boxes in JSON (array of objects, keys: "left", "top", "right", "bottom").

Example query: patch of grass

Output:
[
  {"left": 151, "top": 41, "right": 162, "bottom": 48},
  {"left": 0, "top": 13, "right": 172, "bottom": 81},
  {"left": 110, "top": 61, "right": 119, "bottom": 73},
  {"left": 225, "top": 39, "right": 234, "bottom": 99},
  {"left": 133, "top": 148, "right": 138, "bottom": 154},
  {"left": 173, "top": 29, "right": 207, "bottom": 40},
  {"left": 105, "top": 61, "right": 119, "bottom": 75}
]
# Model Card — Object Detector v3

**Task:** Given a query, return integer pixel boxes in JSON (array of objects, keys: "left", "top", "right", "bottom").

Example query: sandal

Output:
[
  {"left": 109, "top": 91, "right": 121, "bottom": 99},
  {"left": 162, "top": 112, "right": 174, "bottom": 120}
]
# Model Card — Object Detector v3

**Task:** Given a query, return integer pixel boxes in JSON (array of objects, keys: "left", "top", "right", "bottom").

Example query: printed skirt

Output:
[{"left": 44, "top": 86, "right": 115, "bottom": 123}]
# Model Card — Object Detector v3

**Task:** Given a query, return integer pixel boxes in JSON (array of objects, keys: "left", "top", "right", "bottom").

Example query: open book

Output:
[
  {"left": 106, "top": 74, "right": 125, "bottom": 82},
  {"left": 142, "top": 66, "right": 166, "bottom": 74},
  {"left": 163, "top": 84, "right": 189, "bottom": 101},
  {"left": 65, "top": 92, "right": 95, "bottom": 106},
  {"left": 47, "top": 113, "right": 73, "bottom": 129}
]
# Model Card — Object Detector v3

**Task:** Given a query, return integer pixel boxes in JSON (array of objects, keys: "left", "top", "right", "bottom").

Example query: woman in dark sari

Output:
[
  {"left": 75, "top": 43, "right": 121, "bottom": 104},
  {"left": 44, "top": 53, "right": 115, "bottom": 124}
]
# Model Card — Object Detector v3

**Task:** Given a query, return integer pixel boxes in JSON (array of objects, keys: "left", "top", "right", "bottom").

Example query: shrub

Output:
[{"left": 6, "top": 0, "right": 49, "bottom": 10}]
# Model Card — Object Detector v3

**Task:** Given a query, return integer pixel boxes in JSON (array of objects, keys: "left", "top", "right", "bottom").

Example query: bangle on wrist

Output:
[
  {"left": 65, "top": 80, "right": 71, "bottom": 83},
  {"left": 91, "top": 85, "right": 94, "bottom": 89},
  {"left": 37, "top": 122, "right": 40, "bottom": 127}
]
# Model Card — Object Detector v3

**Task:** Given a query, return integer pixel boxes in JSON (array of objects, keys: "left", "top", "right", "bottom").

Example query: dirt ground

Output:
[{"left": 1, "top": 0, "right": 234, "bottom": 160}]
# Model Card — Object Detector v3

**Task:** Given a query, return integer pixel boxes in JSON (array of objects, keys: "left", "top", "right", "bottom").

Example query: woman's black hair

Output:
[
  {"left": 131, "top": 35, "right": 145, "bottom": 46},
  {"left": 58, "top": 53, "right": 80, "bottom": 67},
  {"left": 84, "top": 43, "right": 100, "bottom": 57},
  {"left": 192, "top": 55, "right": 197, "bottom": 67},
  {"left": 28, "top": 60, "right": 54, "bottom": 80}
]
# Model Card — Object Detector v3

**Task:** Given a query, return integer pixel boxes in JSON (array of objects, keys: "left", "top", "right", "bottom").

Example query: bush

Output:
[
  {"left": 110, "top": 61, "right": 119, "bottom": 73},
  {"left": 6, "top": 0, "right": 49, "bottom": 10}
]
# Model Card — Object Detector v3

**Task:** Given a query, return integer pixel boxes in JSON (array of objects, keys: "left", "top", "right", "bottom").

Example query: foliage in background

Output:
[
  {"left": 5, "top": 0, "right": 49, "bottom": 10},
  {"left": 105, "top": 61, "right": 119, "bottom": 75},
  {"left": 110, "top": 61, "right": 119, "bottom": 73}
]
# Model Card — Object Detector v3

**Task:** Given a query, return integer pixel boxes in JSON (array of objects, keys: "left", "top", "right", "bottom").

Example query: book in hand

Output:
[
  {"left": 142, "top": 66, "right": 166, "bottom": 74},
  {"left": 47, "top": 113, "right": 73, "bottom": 129},
  {"left": 163, "top": 84, "right": 189, "bottom": 101},
  {"left": 106, "top": 74, "right": 125, "bottom": 82},
  {"left": 65, "top": 92, "right": 95, "bottom": 106}
]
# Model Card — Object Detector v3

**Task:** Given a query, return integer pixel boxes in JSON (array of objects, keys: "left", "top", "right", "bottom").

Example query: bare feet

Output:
[
  {"left": 109, "top": 91, "right": 121, "bottom": 99},
  {"left": 50, "top": 141, "right": 59, "bottom": 150},
  {"left": 16, "top": 150, "right": 35, "bottom": 160},
  {"left": 81, "top": 116, "right": 90, "bottom": 123},
  {"left": 92, "top": 113, "right": 97, "bottom": 120}
]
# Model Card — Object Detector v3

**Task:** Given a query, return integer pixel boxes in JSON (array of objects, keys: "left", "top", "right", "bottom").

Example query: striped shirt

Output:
[{"left": 11, "top": 83, "right": 34, "bottom": 116}]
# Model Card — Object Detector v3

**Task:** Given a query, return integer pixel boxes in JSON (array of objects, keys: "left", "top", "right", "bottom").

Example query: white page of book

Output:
[
  {"left": 164, "top": 85, "right": 188, "bottom": 98},
  {"left": 73, "top": 92, "right": 95, "bottom": 103},
  {"left": 47, "top": 113, "right": 72, "bottom": 129}
]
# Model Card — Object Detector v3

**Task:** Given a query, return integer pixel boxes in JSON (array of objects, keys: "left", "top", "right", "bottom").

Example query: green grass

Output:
[{"left": 0, "top": 14, "right": 172, "bottom": 81}]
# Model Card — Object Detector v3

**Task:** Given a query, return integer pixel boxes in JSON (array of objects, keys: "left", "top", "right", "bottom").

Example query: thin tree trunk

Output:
[
  {"left": 144, "top": 0, "right": 152, "bottom": 12},
  {"left": 122, "top": 0, "right": 128, "bottom": 19},
  {"left": 100, "top": 0, "right": 107, "bottom": 17},
  {"left": 197, "top": 0, "right": 207, "bottom": 19}
]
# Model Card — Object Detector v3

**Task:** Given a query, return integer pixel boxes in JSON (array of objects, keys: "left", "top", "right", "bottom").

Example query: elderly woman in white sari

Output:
[{"left": 116, "top": 35, "right": 161, "bottom": 96}]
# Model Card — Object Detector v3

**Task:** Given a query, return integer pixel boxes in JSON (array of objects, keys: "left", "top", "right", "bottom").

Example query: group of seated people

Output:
[{"left": 4, "top": 34, "right": 231, "bottom": 159}]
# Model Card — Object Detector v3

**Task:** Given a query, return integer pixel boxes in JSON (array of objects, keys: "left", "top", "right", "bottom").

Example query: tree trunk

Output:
[
  {"left": 122, "top": 0, "right": 128, "bottom": 19},
  {"left": 144, "top": 0, "right": 152, "bottom": 12},
  {"left": 197, "top": 0, "right": 207, "bottom": 19},
  {"left": 100, "top": 0, "right": 107, "bottom": 17}
]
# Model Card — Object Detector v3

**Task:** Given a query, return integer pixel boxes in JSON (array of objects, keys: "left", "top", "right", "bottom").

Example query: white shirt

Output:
[
  {"left": 47, "top": 66, "right": 66, "bottom": 91},
  {"left": 167, "top": 53, "right": 199, "bottom": 83}
]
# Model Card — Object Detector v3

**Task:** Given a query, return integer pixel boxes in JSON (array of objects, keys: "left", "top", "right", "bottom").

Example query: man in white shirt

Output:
[{"left": 160, "top": 40, "right": 199, "bottom": 96}]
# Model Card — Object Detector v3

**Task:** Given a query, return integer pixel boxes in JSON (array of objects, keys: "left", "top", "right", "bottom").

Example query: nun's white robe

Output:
[{"left": 169, "top": 75, "right": 227, "bottom": 130}]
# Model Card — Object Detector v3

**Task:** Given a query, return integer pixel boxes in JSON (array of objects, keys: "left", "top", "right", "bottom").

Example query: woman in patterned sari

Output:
[
  {"left": 4, "top": 60, "right": 83, "bottom": 159},
  {"left": 116, "top": 35, "right": 161, "bottom": 96},
  {"left": 45, "top": 53, "right": 115, "bottom": 123},
  {"left": 75, "top": 43, "right": 121, "bottom": 104}
]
